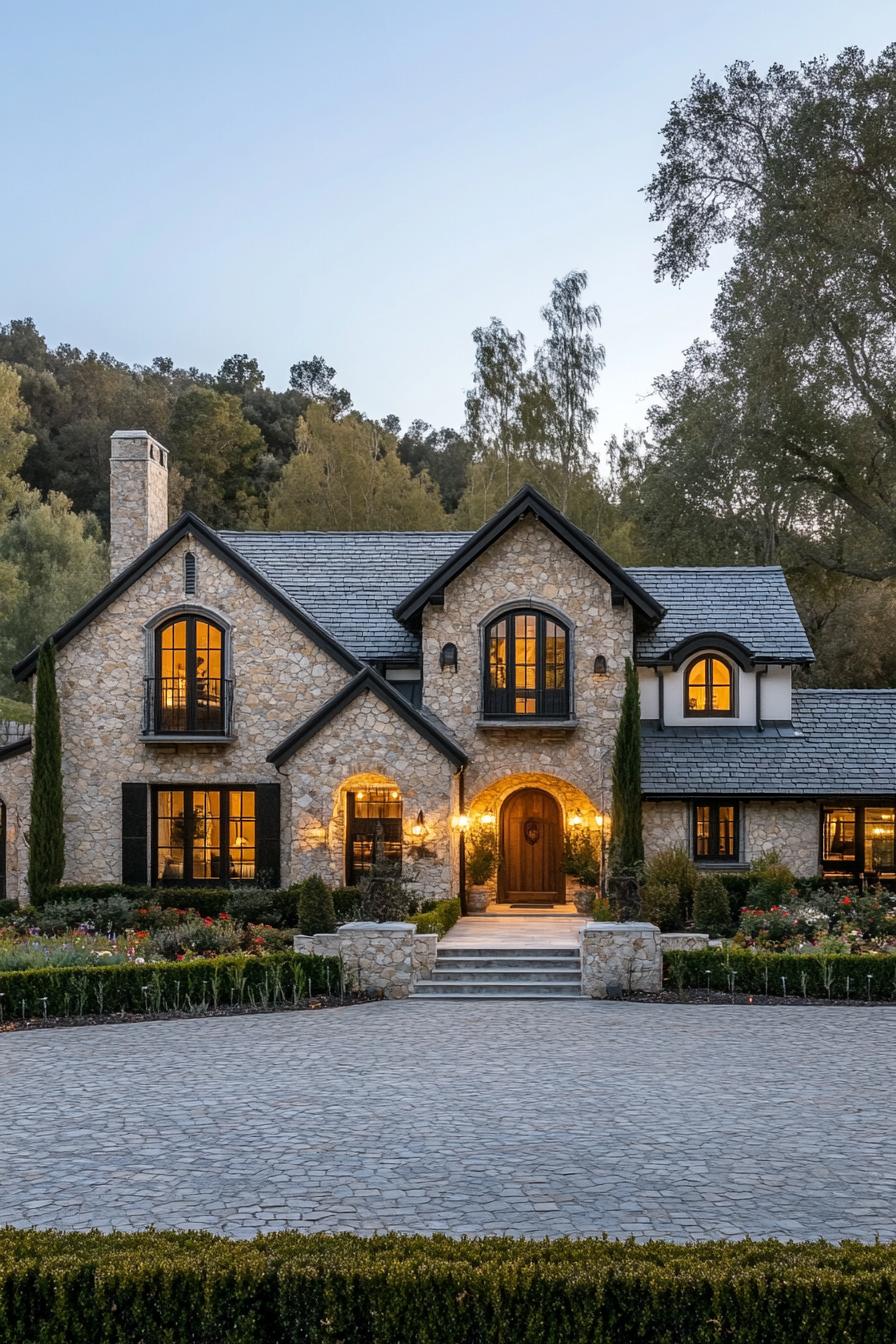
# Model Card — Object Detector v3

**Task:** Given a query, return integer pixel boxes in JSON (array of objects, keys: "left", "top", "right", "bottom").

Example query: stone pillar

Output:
[
  {"left": 109, "top": 430, "right": 170, "bottom": 575},
  {"left": 293, "top": 922, "right": 437, "bottom": 999},
  {"left": 579, "top": 921, "right": 662, "bottom": 999}
]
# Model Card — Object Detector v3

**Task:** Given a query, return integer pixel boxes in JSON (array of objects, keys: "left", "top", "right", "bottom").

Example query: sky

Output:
[{"left": 2, "top": 1, "right": 894, "bottom": 451}]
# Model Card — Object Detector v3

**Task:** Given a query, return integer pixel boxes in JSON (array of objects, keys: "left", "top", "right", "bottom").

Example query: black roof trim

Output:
[
  {"left": 12, "top": 513, "right": 362, "bottom": 682},
  {"left": 658, "top": 632, "right": 756, "bottom": 670},
  {"left": 392, "top": 485, "right": 665, "bottom": 626},
  {"left": 267, "top": 667, "right": 468, "bottom": 768},
  {"left": 0, "top": 735, "right": 31, "bottom": 760}
]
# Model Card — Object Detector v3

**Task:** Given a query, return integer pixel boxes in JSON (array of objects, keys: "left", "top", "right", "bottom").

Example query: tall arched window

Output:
[
  {"left": 483, "top": 609, "right": 570, "bottom": 718},
  {"left": 685, "top": 654, "right": 734, "bottom": 716},
  {"left": 154, "top": 615, "right": 226, "bottom": 733}
]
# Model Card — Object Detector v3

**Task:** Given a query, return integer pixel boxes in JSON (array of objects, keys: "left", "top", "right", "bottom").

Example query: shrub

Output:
[
  {"left": 147, "top": 916, "right": 242, "bottom": 960},
  {"left": 466, "top": 826, "right": 498, "bottom": 887},
  {"left": 34, "top": 896, "right": 142, "bottom": 935},
  {"left": 564, "top": 829, "right": 599, "bottom": 886},
  {"left": 639, "top": 880, "right": 681, "bottom": 931},
  {"left": 746, "top": 850, "right": 796, "bottom": 908},
  {"left": 50, "top": 885, "right": 293, "bottom": 920},
  {"left": 0, "top": 899, "right": 18, "bottom": 919},
  {"left": 643, "top": 848, "right": 697, "bottom": 920},
  {"left": 295, "top": 876, "right": 337, "bottom": 934},
  {"left": 331, "top": 886, "right": 363, "bottom": 922},
  {"left": 591, "top": 895, "right": 614, "bottom": 921},
  {"left": 693, "top": 874, "right": 732, "bottom": 936},
  {"left": 1, "top": 1228, "right": 896, "bottom": 1343},
  {"left": 408, "top": 898, "right": 461, "bottom": 937},
  {"left": 28, "top": 641, "right": 64, "bottom": 905},
  {"left": 714, "top": 870, "right": 752, "bottom": 924},
  {"left": 664, "top": 945, "right": 896, "bottom": 1001},
  {"left": 224, "top": 888, "right": 297, "bottom": 929},
  {"left": 245, "top": 924, "right": 294, "bottom": 952}
]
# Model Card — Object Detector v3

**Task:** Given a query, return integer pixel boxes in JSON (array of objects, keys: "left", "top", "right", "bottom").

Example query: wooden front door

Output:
[{"left": 500, "top": 788, "right": 563, "bottom": 904}]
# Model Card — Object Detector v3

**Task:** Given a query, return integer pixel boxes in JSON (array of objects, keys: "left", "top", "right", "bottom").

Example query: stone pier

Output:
[
  {"left": 293, "top": 922, "right": 438, "bottom": 999},
  {"left": 579, "top": 921, "right": 663, "bottom": 998}
]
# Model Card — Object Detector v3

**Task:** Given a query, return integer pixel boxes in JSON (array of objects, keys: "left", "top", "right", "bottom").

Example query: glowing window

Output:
[{"left": 686, "top": 656, "right": 733, "bottom": 716}]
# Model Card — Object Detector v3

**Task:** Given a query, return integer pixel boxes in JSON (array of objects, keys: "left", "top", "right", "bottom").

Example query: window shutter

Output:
[
  {"left": 254, "top": 783, "right": 281, "bottom": 888},
  {"left": 121, "top": 783, "right": 149, "bottom": 886}
]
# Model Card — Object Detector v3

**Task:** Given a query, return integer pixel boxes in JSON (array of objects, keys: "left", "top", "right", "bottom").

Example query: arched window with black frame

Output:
[
  {"left": 684, "top": 653, "right": 735, "bottom": 717},
  {"left": 482, "top": 608, "right": 570, "bottom": 719},
  {"left": 153, "top": 614, "right": 227, "bottom": 734}
]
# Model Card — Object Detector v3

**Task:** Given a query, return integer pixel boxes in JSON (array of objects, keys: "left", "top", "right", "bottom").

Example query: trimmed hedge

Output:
[
  {"left": 0, "top": 951, "right": 340, "bottom": 1020},
  {"left": 1, "top": 1228, "right": 895, "bottom": 1343},
  {"left": 45, "top": 883, "right": 298, "bottom": 924},
  {"left": 665, "top": 946, "right": 896, "bottom": 1000},
  {"left": 408, "top": 897, "right": 461, "bottom": 937}
]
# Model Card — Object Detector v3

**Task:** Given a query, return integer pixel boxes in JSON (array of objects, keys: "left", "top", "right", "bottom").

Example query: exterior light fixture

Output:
[
  {"left": 452, "top": 813, "right": 470, "bottom": 830},
  {"left": 390, "top": 789, "right": 400, "bottom": 801},
  {"left": 593, "top": 655, "right": 608, "bottom": 675},
  {"left": 411, "top": 810, "right": 425, "bottom": 837},
  {"left": 569, "top": 813, "right": 583, "bottom": 827},
  {"left": 593, "top": 813, "right": 604, "bottom": 828},
  {"left": 439, "top": 642, "right": 458, "bottom": 672},
  {"left": 480, "top": 812, "right": 496, "bottom": 826}
]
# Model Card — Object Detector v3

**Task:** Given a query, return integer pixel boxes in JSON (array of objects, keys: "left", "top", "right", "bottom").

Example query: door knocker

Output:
[{"left": 524, "top": 818, "right": 540, "bottom": 846}]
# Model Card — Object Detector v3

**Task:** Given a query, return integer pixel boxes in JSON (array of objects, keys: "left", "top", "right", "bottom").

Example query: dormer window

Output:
[
  {"left": 483, "top": 609, "right": 570, "bottom": 719},
  {"left": 145, "top": 614, "right": 231, "bottom": 736},
  {"left": 685, "top": 655, "right": 734, "bottom": 717}
]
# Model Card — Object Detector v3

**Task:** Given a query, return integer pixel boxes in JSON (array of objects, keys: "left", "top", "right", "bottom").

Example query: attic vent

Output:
[{"left": 183, "top": 551, "right": 197, "bottom": 596}]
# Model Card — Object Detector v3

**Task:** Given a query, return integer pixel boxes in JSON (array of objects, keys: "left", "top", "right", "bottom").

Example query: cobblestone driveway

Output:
[{"left": 3, "top": 1002, "right": 894, "bottom": 1242}]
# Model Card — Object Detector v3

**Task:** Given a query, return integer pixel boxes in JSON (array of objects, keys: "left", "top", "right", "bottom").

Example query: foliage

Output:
[
  {"left": 219, "top": 887, "right": 297, "bottom": 929},
  {"left": 27, "top": 641, "right": 64, "bottom": 904},
  {"left": 609, "top": 657, "right": 642, "bottom": 873},
  {"left": 0, "top": 934, "right": 130, "bottom": 970},
  {"left": 591, "top": 895, "right": 614, "bottom": 921},
  {"left": 745, "top": 851, "right": 797, "bottom": 908},
  {"left": 34, "top": 895, "right": 143, "bottom": 935},
  {"left": 167, "top": 386, "right": 266, "bottom": 527},
  {"left": 665, "top": 945, "right": 896, "bottom": 1001},
  {"left": 692, "top": 874, "right": 732, "bottom": 937},
  {"left": 563, "top": 828, "right": 599, "bottom": 885},
  {"left": 331, "top": 886, "right": 363, "bottom": 922},
  {"left": 643, "top": 848, "right": 698, "bottom": 921},
  {"left": 466, "top": 825, "right": 498, "bottom": 887},
  {"left": 146, "top": 915, "right": 242, "bottom": 960},
  {"left": 0, "top": 951, "right": 339, "bottom": 1020},
  {"left": 49, "top": 883, "right": 295, "bottom": 921},
  {"left": 294, "top": 876, "right": 337, "bottom": 935},
  {"left": 2, "top": 1227, "right": 896, "bottom": 1343},
  {"left": 408, "top": 898, "right": 461, "bottom": 938},
  {"left": 639, "top": 881, "right": 682, "bottom": 932}
]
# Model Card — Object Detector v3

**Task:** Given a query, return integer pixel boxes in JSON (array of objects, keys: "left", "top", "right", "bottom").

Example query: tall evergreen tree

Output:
[
  {"left": 610, "top": 657, "right": 643, "bottom": 874},
  {"left": 28, "top": 640, "right": 64, "bottom": 903}
]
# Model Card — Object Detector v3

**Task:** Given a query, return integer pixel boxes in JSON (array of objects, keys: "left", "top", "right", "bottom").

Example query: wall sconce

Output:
[
  {"left": 452, "top": 813, "right": 470, "bottom": 830},
  {"left": 389, "top": 789, "right": 400, "bottom": 801},
  {"left": 593, "top": 654, "right": 608, "bottom": 675},
  {"left": 440, "top": 642, "right": 458, "bottom": 672},
  {"left": 356, "top": 790, "right": 365, "bottom": 801},
  {"left": 480, "top": 812, "right": 496, "bottom": 826},
  {"left": 593, "top": 813, "right": 605, "bottom": 828},
  {"left": 568, "top": 813, "right": 583, "bottom": 827},
  {"left": 411, "top": 810, "right": 425, "bottom": 837}
]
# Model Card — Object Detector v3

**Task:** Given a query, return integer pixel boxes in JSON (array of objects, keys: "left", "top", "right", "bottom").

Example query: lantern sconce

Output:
[
  {"left": 593, "top": 654, "right": 608, "bottom": 676},
  {"left": 568, "top": 812, "right": 584, "bottom": 827},
  {"left": 440, "top": 642, "right": 458, "bottom": 673},
  {"left": 480, "top": 812, "right": 496, "bottom": 826},
  {"left": 452, "top": 813, "right": 470, "bottom": 830},
  {"left": 411, "top": 810, "right": 425, "bottom": 837}
]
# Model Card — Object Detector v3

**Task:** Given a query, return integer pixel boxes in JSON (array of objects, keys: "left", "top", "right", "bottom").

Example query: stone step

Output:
[
  {"left": 429, "top": 967, "right": 581, "bottom": 983},
  {"left": 411, "top": 991, "right": 584, "bottom": 1000},
  {"left": 436, "top": 947, "right": 580, "bottom": 959},
  {"left": 414, "top": 978, "right": 582, "bottom": 997},
  {"left": 432, "top": 956, "right": 580, "bottom": 971}
]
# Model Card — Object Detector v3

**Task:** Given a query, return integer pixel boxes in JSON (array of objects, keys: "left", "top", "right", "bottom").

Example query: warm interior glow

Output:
[
  {"left": 593, "top": 813, "right": 604, "bottom": 828},
  {"left": 687, "top": 655, "right": 732, "bottom": 714},
  {"left": 411, "top": 823, "right": 424, "bottom": 837},
  {"left": 452, "top": 814, "right": 470, "bottom": 830},
  {"left": 390, "top": 790, "right": 400, "bottom": 801},
  {"left": 480, "top": 812, "right": 496, "bottom": 826},
  {"left": 568, "top": 813, "right": 583, "bottom": 827}
]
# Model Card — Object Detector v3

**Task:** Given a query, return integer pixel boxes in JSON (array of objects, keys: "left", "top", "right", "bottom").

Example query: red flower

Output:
[
  {"left": 841, "top": 896, "right": 852, "bottom": 906},
  {"left": 219, "top": 912, "right": 231, "bottom": 920},
  {"left": 202, "top": 916, "right": 214, "bottom": 926}
]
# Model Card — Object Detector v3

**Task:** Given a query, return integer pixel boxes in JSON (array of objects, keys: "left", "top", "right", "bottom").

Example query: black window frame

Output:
[
  {"left": 481, "top": 608, "right": 571, "bottom": 720},
  {"left": 820, "top": 801, "right": 896, "bottom": 881},
  {"left": 692, "top": 800, "right": 740, "bottom": 864},
  {"left": 684, "top": 654, "right": 736, "bottom": 718},
  {"left": 151, "top": 783, "right": 258, "bottom": 886},
  {"left": 345, "top": 787, "right": 403, "bottom": 886},
  {"left": 153, "top": 613, "right": 228, "bottom": 735}
]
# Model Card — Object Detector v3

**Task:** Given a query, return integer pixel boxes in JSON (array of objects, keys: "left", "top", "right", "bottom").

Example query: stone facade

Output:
[
  {"left": 660, "top": 932, "right": 710, "bottom": 952},
  {"left": 643, "top": 800, "right": 689, "bottom": 860},
  {"left": 293, "top": 922, "right": 436, "bottom": 999},
  {"left": 109, "top": 432, "right": 170, "bottom": 575},
  {"left": 744, "top": 800, "right": 819, "bottom": 874},
  {"left": 0, "top": 746, "right": 33, "bottom": 904},
  {"left": 579, "top": 921, "right": 662, "bottom": 998}
]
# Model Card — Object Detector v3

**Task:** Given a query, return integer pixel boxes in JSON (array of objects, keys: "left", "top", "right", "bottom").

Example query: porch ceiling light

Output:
[
  {"left": 480, "top": 812, "right": 496, "bottom": 826},
  {"left": 452, "top": 813, "right": 470, "bottom": 830},
  {"left": 569, "top": 812, "right": 583, "bottom": 827}
]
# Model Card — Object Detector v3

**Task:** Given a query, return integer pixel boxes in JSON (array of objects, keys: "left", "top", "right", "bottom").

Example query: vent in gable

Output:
[{"left": 183, "top": 551, "right": 197, "bottom": 596}]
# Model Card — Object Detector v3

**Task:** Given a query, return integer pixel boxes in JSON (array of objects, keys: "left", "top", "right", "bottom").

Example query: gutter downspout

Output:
[
  {"left": 756, "top": 665, "right": 767, "bottom": 732},
  {"left": 655, "top": 666, "right": 665, "bottom": 731}
]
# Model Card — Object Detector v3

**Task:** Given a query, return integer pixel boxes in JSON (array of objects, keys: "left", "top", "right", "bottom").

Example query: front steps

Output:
[{"left": 412, "top": 946, "right": 582, "bottom": 999}]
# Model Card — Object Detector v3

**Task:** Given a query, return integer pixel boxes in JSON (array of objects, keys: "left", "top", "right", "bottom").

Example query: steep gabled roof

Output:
[
  {"left": 12, "top": 513, "right": 363, "bottom": 682},
  {"left": 267, "top": 666, "right": 468, "bottom": 768},
  {"left": 392, "top": 485, "right": 665, "bottom": 626}
]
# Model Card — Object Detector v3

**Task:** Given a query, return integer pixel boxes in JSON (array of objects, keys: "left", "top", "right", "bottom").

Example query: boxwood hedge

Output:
[
  {"left": 665, "top": 945, "right": 896, "bottom": 1000},
  {"left": 408, "top": 897, "right": 461, "bottom": 937},
  {"left": 0, "top": 1228, "right": 894, "bottom": 1343}
]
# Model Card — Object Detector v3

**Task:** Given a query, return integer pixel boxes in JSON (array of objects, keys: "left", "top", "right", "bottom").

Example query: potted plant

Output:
[{"left": 465, "top": 825, "right": 498, "bottom": 912}]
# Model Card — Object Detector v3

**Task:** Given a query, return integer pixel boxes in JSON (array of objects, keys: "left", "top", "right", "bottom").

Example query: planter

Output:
[
  {"left": 466, "top": 886, "right": 490, "bottom": 913},
  {"left": 573, "top": 886, "right": 596, "bottom": 916}
]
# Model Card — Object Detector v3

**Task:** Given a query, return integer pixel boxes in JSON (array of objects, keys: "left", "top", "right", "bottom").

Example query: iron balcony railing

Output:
[{"left": 142, "top": 676, "right": 234, "bottom": 737}]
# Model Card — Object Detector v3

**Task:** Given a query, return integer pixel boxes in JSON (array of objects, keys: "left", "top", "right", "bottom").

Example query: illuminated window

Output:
[
  {"left": 693, "top": 801, "right": 738, "bottom": 862},
  {"left": 155, "top": 615, "right": 225, "bottom": 733},
  {"left": 822, "top": 807, "right": 856, "bottom": 864},
  {"left": 346, "top": 787, "right": 402, "bottom": 885},
  {"left": 685, "top": 656, "right": 734, "bottom": 716},
  {"left": 864, "top": 808, "right": 895, "bottom": 874},
  {"left": 483, "top": 609, "right": 570, "bottom": 718},
  {"left": 154, "top": 786, "right": 255, "bottom": 884}
]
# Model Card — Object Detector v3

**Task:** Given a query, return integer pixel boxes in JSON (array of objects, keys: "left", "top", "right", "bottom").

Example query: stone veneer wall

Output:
[
  {"left": 0, "top": 748, "right": 34, "bottom": 905},
  {"left": 744, "top": 801, "right": 819, "bottom": 875},
  {"left": 642, "top": 800, "right": 689, "bottom": 860},
  {"left": 294, "top": 923, "right": 438, "bottom": 999},
  {"left": 281, "top": 689, "right": 456, "bottom": 901},
  {"left": 109, "top": 432, "right": 170, "bottom": 576},
  {"left": 421, "top": 515, "right": 630, "bottom": 810},
  {"left": 579, "top": 922, "right": 662, "bottom": 998}
]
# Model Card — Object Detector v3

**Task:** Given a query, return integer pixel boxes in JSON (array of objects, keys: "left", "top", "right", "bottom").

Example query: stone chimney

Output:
[{"left": 109, "top": 430, "right": 170, "bottom": 575}]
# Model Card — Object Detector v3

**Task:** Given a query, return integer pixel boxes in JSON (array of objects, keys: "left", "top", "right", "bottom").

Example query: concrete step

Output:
[
  {"left": 429, "top": 968, "right": 581, "bottom": 984},
  {"left": 414, "top": 978, "right": 582, "bottom": 997},
  {"left": 436, "top": 947, "right": 580, "bottom": 959},
  {"left": 431, "top": 956, "right": 580, "bottom": 972},
  {"left": 411, "top": 991, "right": 584, "bottom": 1001}
]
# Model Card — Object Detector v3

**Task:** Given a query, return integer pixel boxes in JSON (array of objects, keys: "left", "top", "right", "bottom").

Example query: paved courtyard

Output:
[{"left": 3, "top": 1001, "right": 895, "bottom": 1242}]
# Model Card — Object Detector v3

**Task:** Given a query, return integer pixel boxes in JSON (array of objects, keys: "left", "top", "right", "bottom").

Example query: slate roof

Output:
[
  {"left": 220, "top": 535, "right": 814, "bottom": 666},
  {"left": 627, "top": 567, "right": 814, "bottom": 664},
  {"left": 641, "top": 690, "right": 896, "bottom": 798}
]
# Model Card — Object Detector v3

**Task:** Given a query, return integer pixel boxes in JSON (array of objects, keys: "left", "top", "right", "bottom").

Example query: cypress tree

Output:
[
  {"left": 610, "top": 656, "right": 643, "bottom": 874},
  {"left": 28, "top": 640, "right": 64, "bottom": 904}
]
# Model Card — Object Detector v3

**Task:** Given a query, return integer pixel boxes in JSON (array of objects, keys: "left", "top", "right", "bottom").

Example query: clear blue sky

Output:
[{"left": 3, "top": 1, "right": 893, "bottom": 449}]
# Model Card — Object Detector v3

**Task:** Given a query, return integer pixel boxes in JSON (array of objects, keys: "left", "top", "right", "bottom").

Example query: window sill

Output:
[
  {"left": 140, "top": 733, "right": 236, "bottom": 745},
  {"left": 476, "top": 717, "right": 578, "bottom": 732},
  {"left": 693, "top": 860, "right": 747, "bottom": 869}
]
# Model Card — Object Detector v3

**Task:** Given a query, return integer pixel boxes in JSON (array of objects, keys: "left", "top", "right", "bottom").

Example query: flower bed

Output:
[
  {"left": 665, "top": 945, "right": 896, "bottom": 1000},
  {"left": 1, "top": 1227, "right": 895, "bottom": 1343},
  {"left": 733, "top": 886, "right": 896, "bottom": 954}
]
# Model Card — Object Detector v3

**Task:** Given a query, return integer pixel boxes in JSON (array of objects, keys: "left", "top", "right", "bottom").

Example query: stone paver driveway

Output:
[{"left": 3, "top": 1001, "right": 895, "bottom": 1242}]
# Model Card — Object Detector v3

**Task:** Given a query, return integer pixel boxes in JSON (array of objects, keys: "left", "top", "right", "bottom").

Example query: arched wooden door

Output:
[{"left": 499, "top": 788, "right": 563, "bottom": 904}]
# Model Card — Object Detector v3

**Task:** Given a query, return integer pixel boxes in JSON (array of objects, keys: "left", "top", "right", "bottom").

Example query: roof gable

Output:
[
  {"left": 12, "top": 513, "right": 362, "bottom": 682},
  {"left": 392, "top": 485, "right": 665, "bottom": 626},
  {"left": 267, "top": 666, "right": 467, "bottom": 768}
]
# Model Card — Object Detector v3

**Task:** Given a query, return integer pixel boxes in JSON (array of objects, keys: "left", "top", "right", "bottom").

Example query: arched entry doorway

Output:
[{"left": 499, "top": 787, "right": 563, "bottom": 904}]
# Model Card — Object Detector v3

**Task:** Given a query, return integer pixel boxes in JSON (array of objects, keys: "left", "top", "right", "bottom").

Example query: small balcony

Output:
[{"left": 141, "top": 676, "right": 235, "bottom": 742}]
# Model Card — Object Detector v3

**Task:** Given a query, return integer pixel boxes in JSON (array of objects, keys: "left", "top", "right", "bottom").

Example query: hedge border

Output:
[
  {"left": 665, "top": 946, "right": 896, "bottom": 1000},
  {"left": 408, "top": 897, "right": 461, "bottom": 937}
]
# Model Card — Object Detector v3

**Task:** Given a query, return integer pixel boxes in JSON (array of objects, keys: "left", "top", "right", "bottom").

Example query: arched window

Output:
[
  {"left": 483, "top": 609, "right": 570, "bottom": 719},
  {"left": 154, "top": 615, "right": 226, "bottom": 733},
  {"left": 685, "top": 654, "right": 734, "bottom": 716}
]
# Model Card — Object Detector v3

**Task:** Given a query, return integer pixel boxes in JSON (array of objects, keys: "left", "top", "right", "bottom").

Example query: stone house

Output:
[{"left": 1, "top": 428, "right": 894, "bottom": 907}]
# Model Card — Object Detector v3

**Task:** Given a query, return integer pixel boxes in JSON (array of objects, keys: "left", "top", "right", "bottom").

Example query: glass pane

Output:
[
  {"left": 717, "top": 805, "right": 736, "bottom": 857},
  {"left": 488, "top": 620, "right": 507, "bottom": 689},
  {"left": 192, "top": 790, "right": 221, "bottom": 881},
  {"left": 156, "top": 789, "right": 185, "bottom": 881},
  {"left": 544, "top": 620, "right": 566, "bottom": 690},
  {"left": 195, "top": 621, "right": 223, "bottom": 729},
  {"left": 228, "top": 789, "right": 256, "bottom": 881},
  {"left": 864, "top": 808, "right": 895, "bottom": 872},
  {"left": 159, "top": 620, "right": 188, "bottom": 730},
  {"left": 710, "top": 659, "right": 732, "bottom": 712},
  {"left": 514, "top": 614, "right": 537, "bottom": 693},
  {"left": 822, "top": 808, "right": 856, "bottom": 862},
  {"left": 695, "top": 805, "right": 710, "bottom": 857},
  {"left": 687, "top": 660, "right": 707, "bottom": 712}
]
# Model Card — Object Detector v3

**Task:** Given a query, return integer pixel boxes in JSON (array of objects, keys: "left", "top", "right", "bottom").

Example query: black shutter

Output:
[
  {"left": 255, "top": 783, "right": 281, "bottom": 888},
  {"left": 121, "top": 783, "right": 149, "bottom": 887}
]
